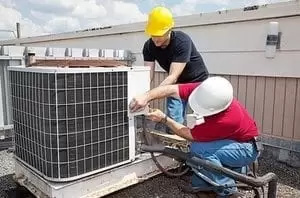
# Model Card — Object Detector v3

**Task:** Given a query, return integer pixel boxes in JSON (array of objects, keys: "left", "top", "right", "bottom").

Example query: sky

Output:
[{"left": 0, "top": 0, "right": 289, "bottom": 40}]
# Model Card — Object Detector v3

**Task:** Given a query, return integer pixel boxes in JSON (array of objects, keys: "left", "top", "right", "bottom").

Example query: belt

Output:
[{"left": 248, "top": 137, "right": 264, "bottom": 152}]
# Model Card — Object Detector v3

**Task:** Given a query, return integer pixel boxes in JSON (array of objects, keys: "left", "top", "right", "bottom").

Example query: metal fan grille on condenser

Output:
[{"left": 10, "top": 69, "right": 130, "bottom": 181}]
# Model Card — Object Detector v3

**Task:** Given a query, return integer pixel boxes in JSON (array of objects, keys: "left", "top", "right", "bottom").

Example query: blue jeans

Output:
[
  {"left": 190, "top": 139, "right": 258, "bottom": 197},
  {"left": 166, "top": 97, "right": 187, "bottom": 124},
  {"left": 162, "top": 97, "right": 187, "bottom": 134}
]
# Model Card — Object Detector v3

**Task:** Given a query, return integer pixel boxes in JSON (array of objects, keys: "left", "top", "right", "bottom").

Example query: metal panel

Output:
[
  {"left": 9, "top": 66, "right": 149, "bottom": 182},
  {"left": 0, "top": 57, "right": 23, "bottom": 144}
]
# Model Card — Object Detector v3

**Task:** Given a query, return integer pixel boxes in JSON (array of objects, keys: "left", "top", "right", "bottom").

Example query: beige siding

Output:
[
  {"left": 237, "top": 76, "right": 247, "bottom": 106},
  {"left": 230, "top": 77, "right": 239, "bottom": 99},
  {"left": 295, "top": 79, "right": 300, "bottom": 139},
  {"left": 253, "top": 77, "right": 265, "bottom": 134},
  {"left": 273, "top": 78, "right": 286, "bottom": 137},
  {"left": 283, "top": 79, "right": 297, "bottom": 138},
  {"left": 245, "top": 76, "right": 256, "bottom": 117},
  {"left": 263, "top": 77, "right": 275, "bottom": 135},
  {"left": 152, "top": 72, "right": 300, "bottom": 141}
]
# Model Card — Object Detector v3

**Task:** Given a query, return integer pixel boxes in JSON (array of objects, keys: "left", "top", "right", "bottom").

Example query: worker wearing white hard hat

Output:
[{"left": 129, "top": 76, "right": 259, "bottom": 197}]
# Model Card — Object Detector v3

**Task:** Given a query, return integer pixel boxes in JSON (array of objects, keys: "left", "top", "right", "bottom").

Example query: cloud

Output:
[
  {"left": 27, "top": 0, "right": 75, "bottom": 13},
  {"left": 44, "top": 17, "right": 81, "bottom": 33},
  {"left": 30, "top": 10, "right": 53, "bottom": 22},
  {"left": 27, "top": 0, "right": 146, "bottom": 33},
  {"left": 72, "top": 0, "right": 107, "bottom": 19},
  {"left": 184, "top": 0, "right": 230, "bottom": 5},
  {"left": 170, "top": 0, "right": 288, "bottom": 16},
  {"left": 100, "top": 1, "right": 147, "bottom": 25},
  {"left": 0, "top": 3, "right": 45, "bottom": 40},
  {"left": 0, "top": 0, "right": 15, "bottom": 8},
  {"left": 170, "top": 0, "right": 231, "bottom": 16},
  {"left": 171, "top": 3, "right": 196, "bottom": 16},
  {"left": 0, "top": 4, "right": 22, "bottom": 29}
]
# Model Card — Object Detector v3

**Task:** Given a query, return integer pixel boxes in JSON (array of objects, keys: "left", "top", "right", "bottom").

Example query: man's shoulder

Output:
[
  {"left": 173, "top": 31, "right": 191, "bottom": 42},
  {"left": 143, "top": 38, "right": 155, "bottom": 55},
  {"left": 144, "top": 38, "right": 152, "bottom": 47}
]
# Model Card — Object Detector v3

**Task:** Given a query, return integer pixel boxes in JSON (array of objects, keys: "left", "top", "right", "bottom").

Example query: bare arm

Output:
[
  {"left": 147, "top": 109, "right": 194, "bottom": 141},
  {"left": 159, "top": 62, "right": 186, "bottom": 86},
  {"left": 165, "top": 117, "right": 194, "bottom": 141},
  {"left": 144, "top": 61, "right": 155, "bottom": 83},
  {"left": 129, "top": 84, "right": 180, "bottom": 112},
  {"left": 147, "top": 84, "right": 180, "bottom": 101}
]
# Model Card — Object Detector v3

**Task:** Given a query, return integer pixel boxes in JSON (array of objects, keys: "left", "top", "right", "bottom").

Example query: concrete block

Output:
[{"left": 278, "top": 149, "right": 290, "bottom": 163}]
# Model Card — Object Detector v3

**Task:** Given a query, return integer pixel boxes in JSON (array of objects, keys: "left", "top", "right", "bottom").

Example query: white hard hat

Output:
[{"left": 188, "top": 76, "right": 233, "bottom": 117}]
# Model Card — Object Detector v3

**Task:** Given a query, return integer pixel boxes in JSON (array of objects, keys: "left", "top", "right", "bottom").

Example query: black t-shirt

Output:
[{"left": 143, "top": 31, "right": 209, "bottom": 83}]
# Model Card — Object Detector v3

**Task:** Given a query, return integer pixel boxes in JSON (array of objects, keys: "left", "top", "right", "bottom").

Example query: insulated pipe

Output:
[{"left": 141, "top": 144, "right": 278, "bottom": 198}]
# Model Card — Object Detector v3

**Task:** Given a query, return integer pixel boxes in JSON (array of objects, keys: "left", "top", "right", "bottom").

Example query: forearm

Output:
[
  {"left": 144, "top": 61, "right": 155, "bottom": 83},
  {"left": 159, "top": 75, "right": 177, "bottom": 86},
  {"left": 159, "top": 62, "right": 186, "bottom": 86},
  {"left": 164, "top": 117, "right": 194, "bottom": 141},
  {"left": 146, "top": 84, "right": 179, "bottom": 102}
]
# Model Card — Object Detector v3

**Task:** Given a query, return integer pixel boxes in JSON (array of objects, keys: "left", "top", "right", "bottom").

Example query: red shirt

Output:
[{"left": 178, "top": 83, "right": 259, "bottom": 142}]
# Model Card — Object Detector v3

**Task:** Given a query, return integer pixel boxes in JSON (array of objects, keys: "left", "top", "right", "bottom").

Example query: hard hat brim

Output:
[{"left": 145, "top": 26, "right": 172, "bottom": 37}]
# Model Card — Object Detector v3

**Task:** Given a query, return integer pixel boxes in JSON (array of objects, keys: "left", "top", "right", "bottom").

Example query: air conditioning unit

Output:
[{"left": 9, "top": 66, "right": 149, "bottom": 182}]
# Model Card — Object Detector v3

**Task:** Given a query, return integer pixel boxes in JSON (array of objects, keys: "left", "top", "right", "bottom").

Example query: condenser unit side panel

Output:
[{"left": 127, "top": 68, "right": 150, "bottom": 159}]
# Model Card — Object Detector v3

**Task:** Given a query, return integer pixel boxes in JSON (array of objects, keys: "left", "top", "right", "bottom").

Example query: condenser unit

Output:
[{"left": 9, "top": 66, "right": 149, "bottom": 182}]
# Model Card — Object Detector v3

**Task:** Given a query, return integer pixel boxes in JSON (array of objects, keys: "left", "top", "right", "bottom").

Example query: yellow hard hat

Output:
[{"left": 145, "top": 6, "right": 174, "bottom": 36}]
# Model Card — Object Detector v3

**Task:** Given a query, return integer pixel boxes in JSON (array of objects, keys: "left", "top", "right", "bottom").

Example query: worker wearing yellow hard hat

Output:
[{"left": 142, "top": 6, "right": 209, "bottom": 133}]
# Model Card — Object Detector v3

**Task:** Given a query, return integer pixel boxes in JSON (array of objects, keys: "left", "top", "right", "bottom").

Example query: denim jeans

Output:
[
  {"left": 190, "top": 139, "right": 258, "bottom": 197},
  {"left": 167, "top": 97, "right": 187, "bottom": 123}
]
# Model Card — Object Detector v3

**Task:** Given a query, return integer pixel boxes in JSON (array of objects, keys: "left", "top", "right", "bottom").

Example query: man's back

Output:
[
  {"left": 191, "top": 98, "right": 259, "bottom": 142},
  {"left": 143, "top": 31, "right": 208, "bottom": 83}
]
